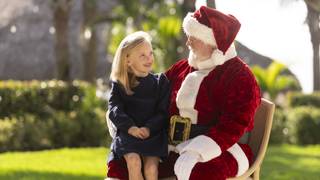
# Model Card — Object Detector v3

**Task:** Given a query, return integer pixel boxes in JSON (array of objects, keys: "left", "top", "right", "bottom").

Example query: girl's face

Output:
[{"left": 127, "top": 41, "right": 154, "bottom": 77}]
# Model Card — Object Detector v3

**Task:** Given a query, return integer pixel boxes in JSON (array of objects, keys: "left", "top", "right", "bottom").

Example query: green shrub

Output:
[
  {"left": 0, "top": 80, "right": 109, "bottom": 152},
  {"left": 0, "top": 80, "right": 88, "bottom": 118},
  {"left": 287, "top": 106, "right": 320, "bottom": 145},
  {"left": 288, "top": 92, "right": 320, "bottom": 108},
  {"left": 49, "top": 111, "right": 82, "bottom": 148},
  {"left": 269, "top": 92, "right": 320, "bottom": 145},
  {"left": 269, "top": 108, "right": 291, "bottom": 144},
  {"left": 0, "top": 117, "right": 18, "bottom": 151},
  {"left": 0, "top": 109, "right": 109, "bottom": 152},
  {"left": 0, "top": 114, "right": 53, "bottom": 151},
  {"left": 75, "top": 108, "right": 109, "bottom": 147}
]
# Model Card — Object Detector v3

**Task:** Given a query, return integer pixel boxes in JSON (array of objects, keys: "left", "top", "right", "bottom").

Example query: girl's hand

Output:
[
  {"left": 140, "top": 127, "right": 150, "bottom": 139},
  {"left": 128, "top": 126, "right": 145, "bottom": 139}
]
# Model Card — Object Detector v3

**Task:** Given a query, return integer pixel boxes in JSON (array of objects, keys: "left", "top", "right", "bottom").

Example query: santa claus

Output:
[{"left": 107, "top": 6, "right": 261, "bottom": 180}]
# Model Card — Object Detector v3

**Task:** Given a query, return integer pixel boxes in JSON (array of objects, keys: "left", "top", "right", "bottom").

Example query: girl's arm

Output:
[
  {"left": 108, "top": 81, "right": 136, "bottom": 133},
  {"left": 144, "top": 74, "right": 170, "bottom": 135}
]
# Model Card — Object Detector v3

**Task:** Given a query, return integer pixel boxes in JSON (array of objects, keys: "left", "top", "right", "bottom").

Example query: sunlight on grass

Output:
[
  {"left": 0, "top": 147, "right": 109, "bottom": 180},
  {"left": 1, "top": 145, "right": 320, "bottom": 180},
  {"left": 261, "top": 145, "right": 320, "bottom": 180}
]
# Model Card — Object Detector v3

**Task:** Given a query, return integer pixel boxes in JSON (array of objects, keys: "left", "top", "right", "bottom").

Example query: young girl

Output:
[{"left": 107, "top": 31, "right": 169, "bottom": 180}]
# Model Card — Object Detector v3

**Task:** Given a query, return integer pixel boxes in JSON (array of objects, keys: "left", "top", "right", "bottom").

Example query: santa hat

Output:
[{"left": 183, "top": 6, "right": 241, "bottom": 54}]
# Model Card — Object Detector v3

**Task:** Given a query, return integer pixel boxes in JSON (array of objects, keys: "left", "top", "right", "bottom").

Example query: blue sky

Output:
[{"left": 216, "top": 0, "right": 312, "bottom": 93}]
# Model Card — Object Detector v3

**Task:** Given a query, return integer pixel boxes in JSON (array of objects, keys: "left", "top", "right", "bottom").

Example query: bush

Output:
[
  {"left": 0, "top": 80, "right": 109, "bottom": 152},
  {"left": 269, "top": 108, "right": 291, "bottom": 144},
  {"left": 0, "top": 80, "right": 87, "bottom": 118},
  {"left": 269, "top": 93, "right": 320, "bottom": 145},
  {"left": 0, "top": 114, "right": 53, "bottom": 151},
  {"left": 287, "top": 106, "right": 320, "bottom": 145},
  {"left": 0, "top": 117, "right": 18, "bottom": 151},
  {"left": 0, "top": 109, "right": 109, "bottom": 152},
  {"left": 75, "top": 108, "right": 109, "bottom": 147},
  {"left": 288, "top": 92, "right": 320, "bottom": 108}
]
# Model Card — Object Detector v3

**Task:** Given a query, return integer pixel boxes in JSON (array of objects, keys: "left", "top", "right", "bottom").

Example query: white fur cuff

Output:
[
  {"left": 227, "top": 143, "right": 249, "bottom": 176},
  {"left": 180, "top": 135, "right": 221, "bottom": 162}
]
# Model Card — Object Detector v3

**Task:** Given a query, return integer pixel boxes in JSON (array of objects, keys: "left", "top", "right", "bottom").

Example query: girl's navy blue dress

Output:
[{"left": 108, "top": 73, "right": 169, "bottom": 159}]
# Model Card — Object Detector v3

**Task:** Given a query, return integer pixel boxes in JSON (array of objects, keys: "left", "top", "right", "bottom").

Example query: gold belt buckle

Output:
[{"left": 169, "top": 115, "right": 191, "bottom": 145}]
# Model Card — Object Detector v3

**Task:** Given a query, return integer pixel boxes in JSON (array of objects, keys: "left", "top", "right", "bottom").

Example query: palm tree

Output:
[
  {"left": 51, "top": 0, "right": 72, "bottom": 81},
  {"left": 107, "top": 0, "right": 215, "bottom": 71},
  {"left": 304, "top": 0, "right": 320, "bottom": 91},
  {"left": 107, "top": 0, "right": 184, "bottom": 71},
  {"left": 282, "top": 0, "right": 320, "bottom": 91},
  {"left": 207, "top": 0, "right": 216, "bottom": 8},
  {"left": 82, "top": 0, "right": 97, "bottom": 83},
  {"left": 251, "top": 62, "right": 301, "bottom": 102}
]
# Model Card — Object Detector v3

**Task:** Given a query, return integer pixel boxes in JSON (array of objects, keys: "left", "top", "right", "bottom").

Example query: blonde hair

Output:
[{"left": 110, "top": 31, "right": 152, "bottom": 95}]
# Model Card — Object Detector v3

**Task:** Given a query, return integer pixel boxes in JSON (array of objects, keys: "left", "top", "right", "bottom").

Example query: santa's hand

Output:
[{"left": 174, "top": 151, "right": 200, "bottom": 180}]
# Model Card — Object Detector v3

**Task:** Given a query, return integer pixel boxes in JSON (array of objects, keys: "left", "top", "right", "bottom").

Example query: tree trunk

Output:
[
  {"left": 83, "top": 30, "right": 97, "bottom": 83},
  {"left": 82, "top": 0, "right": 97, "bottom": 83},
  {"left": 207, "top": 0, "right": 216, "bottom": 9},
  {"left": 305, "top": 0, "right": 320, "bottom": 12},
  {"left": 175, "top": 0, "right": 195, "bottom": 61},
  {"left": 182, "top": 0, "right": 195, "bottom": 14},
  {"left": 306, "top": 3, "right": 320, "bottom": 91},
  {"left": 53, "top": 0, "right": 71, "bottom": 81}
]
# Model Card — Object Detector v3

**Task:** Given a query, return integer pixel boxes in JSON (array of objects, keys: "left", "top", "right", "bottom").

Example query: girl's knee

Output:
[
  {"left": 124, "top": 153, "right": 142, "bottom": 168},
  {"left": 144, "top": 158, "right": 159, "bottom": 177},
  {"left": 144, "top": 163, "right": 158, "bottom": 175}
]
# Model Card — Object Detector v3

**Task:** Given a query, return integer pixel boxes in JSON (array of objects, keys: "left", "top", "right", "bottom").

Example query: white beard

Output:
[
  {"left": 187, "top": 50, "right": 199, "bottom": 69},
  {"left": 187, "top": 44, "right": 238, "bottom": 70}
]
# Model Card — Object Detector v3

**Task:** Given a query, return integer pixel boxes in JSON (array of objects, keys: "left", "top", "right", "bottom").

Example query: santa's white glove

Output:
[{"left": 174, "top": 151, "right": 200, "bottom": 180}]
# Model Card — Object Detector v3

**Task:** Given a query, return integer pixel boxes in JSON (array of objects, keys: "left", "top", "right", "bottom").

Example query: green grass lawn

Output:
[
  {"left": 0, "top": 145, "right": 319, "bottom": 180},
  {"left": 261, "top": 145, "right": 320, "bottom": 180},
  {"left": 0, "top": 147, "right": 109, "bottom": 180}
]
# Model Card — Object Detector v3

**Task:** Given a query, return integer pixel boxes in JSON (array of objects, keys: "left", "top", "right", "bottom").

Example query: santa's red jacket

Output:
[{"left": 160, "top": 52, "right": 261, "bottom": 179}]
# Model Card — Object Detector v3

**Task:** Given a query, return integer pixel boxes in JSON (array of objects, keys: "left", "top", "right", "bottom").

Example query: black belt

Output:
[
  {"left": 189, "top": 124, "right": 210, "bottom": 139},
  {"left": 168, "top": 115, "right": 250, "bottom": 145},
  {"left": 190, "top": 124, "right": 250, "bottom": 144},
  {"left": 169, "top": 115, "right": 212, "bottom": 145}
]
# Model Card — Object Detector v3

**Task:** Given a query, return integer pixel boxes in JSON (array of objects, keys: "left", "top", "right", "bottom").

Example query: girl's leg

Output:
[
  {"left": 124, "top": 153, "right": 143, "bottom": 180},
  {"left": 143, "top": 156, "right": 160, "bottom": 180}
]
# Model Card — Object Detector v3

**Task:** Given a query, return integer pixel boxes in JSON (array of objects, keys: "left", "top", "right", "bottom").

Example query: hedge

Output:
[
  {"left": 287, "top": 106, "right": 320, "bottom": 145},
  {"left": 0, "top": 80, "right": 110, "bottom": 152},
  {"left": 288, "top": 91, "right": 320, "bottom": 108}
]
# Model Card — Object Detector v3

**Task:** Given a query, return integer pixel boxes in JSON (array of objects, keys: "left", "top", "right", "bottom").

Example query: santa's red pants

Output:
[{"left": 107, "top": 144, "right": 253, "bottom": 180}]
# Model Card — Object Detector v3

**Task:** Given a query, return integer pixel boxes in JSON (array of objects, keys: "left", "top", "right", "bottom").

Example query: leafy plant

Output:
[{"left": 251, "top": 61, "right": 301, "bottom": 101}]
